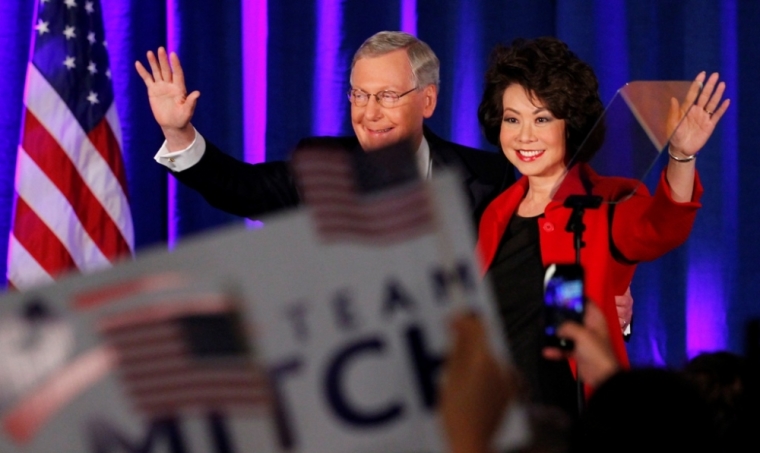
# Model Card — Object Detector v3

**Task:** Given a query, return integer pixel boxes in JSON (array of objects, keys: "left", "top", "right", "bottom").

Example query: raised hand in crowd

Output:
[
  {"left": 438, "top": 312, "right": 516, "bottom": 453},
  {"left": 542, "top": 303, "right": 621, "bottom": 389}
]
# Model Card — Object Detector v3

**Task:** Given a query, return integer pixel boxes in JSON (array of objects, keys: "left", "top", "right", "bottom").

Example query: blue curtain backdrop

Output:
[{"left": 0, "top": 0, "right": 758, "bottom": 368}]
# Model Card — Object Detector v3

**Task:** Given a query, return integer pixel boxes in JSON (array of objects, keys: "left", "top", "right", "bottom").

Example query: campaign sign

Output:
[{"left": 0, "top": 172, "right": 511, "bottom": 453}]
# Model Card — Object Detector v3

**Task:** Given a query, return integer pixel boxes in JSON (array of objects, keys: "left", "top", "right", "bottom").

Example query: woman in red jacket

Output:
[{"left": 475, "top": 37, "right": 729, "bottom": 416}]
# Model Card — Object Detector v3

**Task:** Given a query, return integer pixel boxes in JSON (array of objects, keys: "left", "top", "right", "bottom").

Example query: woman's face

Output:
[{"left": 499, "top": 84, "right": 567, "bottom": 181}]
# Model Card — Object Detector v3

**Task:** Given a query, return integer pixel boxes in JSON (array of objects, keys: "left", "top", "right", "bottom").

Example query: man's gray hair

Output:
[{"left": 351, "top": 31, "right": 440, "bottom": 90}]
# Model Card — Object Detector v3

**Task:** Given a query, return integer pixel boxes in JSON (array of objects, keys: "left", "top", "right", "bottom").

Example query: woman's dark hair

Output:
[{"left": 477, "top": 37, "right": 605, "bottom": 163}]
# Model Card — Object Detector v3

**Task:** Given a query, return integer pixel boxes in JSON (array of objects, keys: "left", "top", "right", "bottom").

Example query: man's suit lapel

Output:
[
  {"left": 424, "top": 126, "right": 510, "bottom": 197},
  {"left": 424, "top": 127, "right": 458, "bottom": 170}
]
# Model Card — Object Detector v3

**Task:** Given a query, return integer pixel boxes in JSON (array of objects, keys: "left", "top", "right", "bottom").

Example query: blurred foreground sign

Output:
[{"left": 0, "top": 171, "right": 510, "bottom": 453}]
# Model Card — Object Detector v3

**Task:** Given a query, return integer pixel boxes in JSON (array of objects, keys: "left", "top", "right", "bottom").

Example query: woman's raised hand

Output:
[{"left": 668, "top": 71, "right": 730, "bottom": 159}]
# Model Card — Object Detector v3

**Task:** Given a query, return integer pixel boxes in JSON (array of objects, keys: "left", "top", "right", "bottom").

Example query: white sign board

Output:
[{"left": 0, "top": 172, "right": 513, "bottom": 453}]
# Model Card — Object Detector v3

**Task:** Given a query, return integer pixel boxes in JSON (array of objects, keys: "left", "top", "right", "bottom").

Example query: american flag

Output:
[
  {"left": 7, "top": 0, "right": 133, "bottom": 290},
  {"left": 291, "top": 144, "right": 435, "bottom": 244},
  {"left": 98, "top": 298, "right": 270, "bottom": 418}
]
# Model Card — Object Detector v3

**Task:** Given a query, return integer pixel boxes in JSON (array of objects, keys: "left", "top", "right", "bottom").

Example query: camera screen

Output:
[
  {"left": 544, "top": 276, "right": 584, "bottom": 337},
  {"left": 545, "top": 278, "right": 583, "bottom": 311}
]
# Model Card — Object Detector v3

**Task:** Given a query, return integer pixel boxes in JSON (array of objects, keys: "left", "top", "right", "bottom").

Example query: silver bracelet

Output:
[{"left": 668, "top": 150, "right": 697, "bottom": 162}]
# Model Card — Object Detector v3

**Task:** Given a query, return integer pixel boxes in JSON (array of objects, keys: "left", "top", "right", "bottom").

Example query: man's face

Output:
[{"left": 350, "top": 49, "right": 437, "bottom": 152}]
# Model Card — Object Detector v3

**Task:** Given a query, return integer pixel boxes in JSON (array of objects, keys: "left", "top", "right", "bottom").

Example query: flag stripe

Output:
[
  {"left": 118, "top": 357, "right": 255, "bottom": 380},
  {"left": 127, "top": 372, "right": 265, "bottom": 395},
  {"left": 105, "top": 103, "right": 123, "bottom": 150},
  {"left": 13, "top": 148, "right": 110, "bottom": 271},
  {"left": 105, "top": 322, "right": 177, "bottom": 347},
  {"left": 117, "top": 342, "right": 186, "bottom": 363},
  {"left": 307, "top": 186, "right": 432, "bottom": 217},
  {"left": 97, "top": 296, "right": 233, "bottom": 331},
  {"left": 314, "top": 204, "right": 434, "bottom": 235},
  {"left": 73, "top": 273, "right": 192, "bottom": 311},
  {"left": 135, "top": 398, "right": 268, "bottom": 417},
  {"left": 131, "top": 390, "right": 267, "bottom": 407},
  {"left": 117, "top": 360, "right": 259, "bottom": 376},
  {"left": 6, "top": 234, "right": 54, "bottom": 289},
  {"left": 315, "top": 224, "right": 433, "bottom": 245},
  {"left": 22, "top": 110, "right": 131, "bottom": 259},
  {"left": 315, "top": 209, "right": 433, "bottom": 235},
  {"left": 87, "top": 112, "right": 130, "bottom": 201},
  {"left": 10, "top": 197, "right": 77, "bottom": 278}
]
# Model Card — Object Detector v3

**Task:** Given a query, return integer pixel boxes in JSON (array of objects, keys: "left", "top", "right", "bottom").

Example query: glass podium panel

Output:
[{"left": 551, "top": 80, "right": 700, "bottom": 204}]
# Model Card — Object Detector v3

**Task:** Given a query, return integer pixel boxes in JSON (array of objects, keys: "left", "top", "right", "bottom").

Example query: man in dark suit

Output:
[{"left": 135, "top": 31, "right": 513, "bottom": 225}]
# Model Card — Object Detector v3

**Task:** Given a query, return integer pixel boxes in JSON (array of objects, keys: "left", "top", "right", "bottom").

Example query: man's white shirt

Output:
[{"left": 154, "top": 127, "right": 206, "bottom": 172}]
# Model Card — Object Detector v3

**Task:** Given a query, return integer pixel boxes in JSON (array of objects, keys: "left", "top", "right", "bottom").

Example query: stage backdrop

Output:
[{"left": 0, "top": 0, "right": 758, "bottom": 368}]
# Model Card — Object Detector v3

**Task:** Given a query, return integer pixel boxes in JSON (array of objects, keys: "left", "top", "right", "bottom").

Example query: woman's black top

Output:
[{"left": 485, "top": 214, "right": 578, "bottom": 417}]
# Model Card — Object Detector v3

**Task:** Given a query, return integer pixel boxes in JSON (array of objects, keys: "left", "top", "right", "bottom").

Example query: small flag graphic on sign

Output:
[
  {"left": 98, "top": 298, "right": 269, "bottom": 418},
  {"left": 291, "top": 143, "right": 435, "bottom": 244}
]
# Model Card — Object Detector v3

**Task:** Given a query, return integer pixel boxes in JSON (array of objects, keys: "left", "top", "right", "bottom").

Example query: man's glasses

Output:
[{"left": 347, "top": 87, "right": 418, "bottom": 107}]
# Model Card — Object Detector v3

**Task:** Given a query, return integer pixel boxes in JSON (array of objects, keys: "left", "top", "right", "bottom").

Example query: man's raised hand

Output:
[{"left": 135, "top": 47, "right": 200, "bottom": 150}]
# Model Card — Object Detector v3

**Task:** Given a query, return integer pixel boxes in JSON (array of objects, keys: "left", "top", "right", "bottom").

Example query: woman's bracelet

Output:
[{"left": 668, "top": 149, "right": 697, "bottom": 162}]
